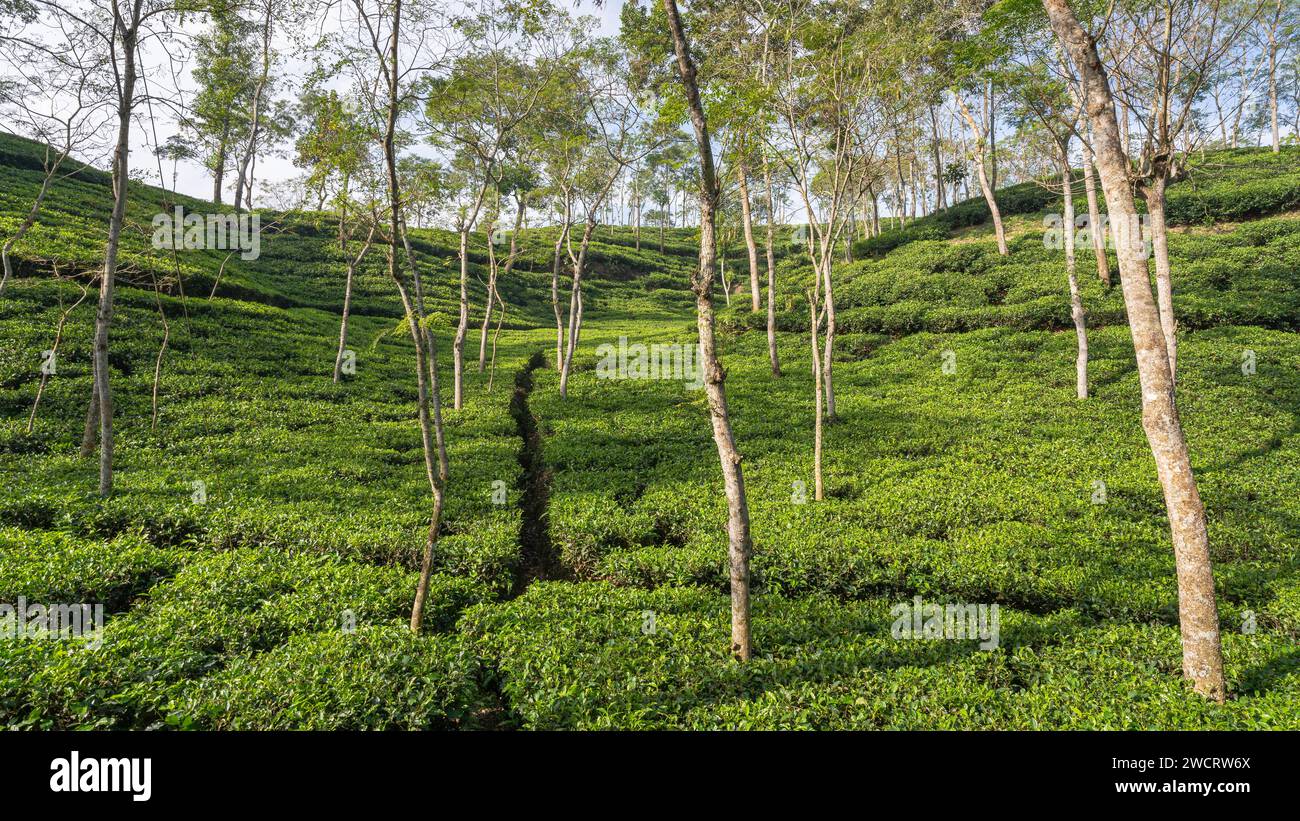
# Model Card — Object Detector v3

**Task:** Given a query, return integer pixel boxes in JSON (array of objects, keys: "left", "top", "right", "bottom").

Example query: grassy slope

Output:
[{"left": 1, "top": 130, "right": 1297, "bottom": 729}]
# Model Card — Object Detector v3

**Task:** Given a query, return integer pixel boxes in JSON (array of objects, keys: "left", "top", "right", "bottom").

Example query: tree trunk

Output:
[
  {"left": 820, "top": 256, "right": 837, "bottom": 420},
  {"left": 334, "top": 226, "right": 374, "bottom": 382},
  {"left": 762, "top": 156, "right": 781, "bottom": 378},
  {"left": 551, "top": 206, "right": 568, "bottom": 368},
  {"left": 559, "top": 218, "right": 596, "bottom": 399},
  {"left": 1268, "top": 6, "right": 1279, "bottom": 153},
  {"left": 633, "top": 183, "right": 641, "bottom": 250},
  {"left": 478, "top": 216, "right": 497, "bottom": 374},
  {"left": 377, "top": 0, "right": 448, "bottom": 634},
  {"left": 1081, "top": 138, "right": 1111, "bottom": 287},
  {"left": 810, "top": 291, "right": 823, "bottom": 501},
  {"left": 232, "top": 159, "right": 245, "bottom": 216},
  {"left": 663, "top": 0, "right": 753, "bottom": 661},
  {"left": 738, "top": 157, "right": 761, "bottom": 312},
  {"left": 975, "top": 156, "right": 1007, "bottom": 255},
  {"left": 234, "top": 2, "right": 273, "bottom": 215},
  {"left": 1043, "top": 0, "right": 1225, "bottom": 703},
  {"left": 94, "top": 21, "right": 141, "bottom": 496},
  {"left": 1061, "top": 150, "right": 1088, "bottom": 399},
  {"left": 1145, "top": 176, "right": 1177, "bottom": 381},
  {"left": 956, "top": 96, "right": 1008, "bottom": 255},
  {"left": 212, "top": 117, "right": 230, "bottom": 205},
  {"left": 453, "top": 226, "right": 469, "bottom": 409},
  {"left": 987, "top": 81, "right": 998, "bottom": 191},
  {"left": 930, "top": 102, "right": 945, "bottom": 211}
]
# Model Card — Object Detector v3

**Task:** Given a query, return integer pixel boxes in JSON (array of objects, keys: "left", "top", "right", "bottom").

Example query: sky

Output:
[{"left": 127, "top": 0, "right": 629, "bottom": 208}]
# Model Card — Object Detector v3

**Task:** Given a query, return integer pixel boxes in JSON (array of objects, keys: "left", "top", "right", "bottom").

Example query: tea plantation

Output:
[{"left": 1, "top": 131, "right": 1297, "bottom": 729}]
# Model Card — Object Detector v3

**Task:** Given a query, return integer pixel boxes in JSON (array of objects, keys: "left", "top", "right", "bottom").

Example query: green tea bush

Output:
[{"left": 172, "top": 626, "right": 492, "bottom": 730}]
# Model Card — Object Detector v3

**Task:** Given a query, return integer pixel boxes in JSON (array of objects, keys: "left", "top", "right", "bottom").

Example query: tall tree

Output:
[
  {"left": 661, "top": 0, "right": 754, "bottom": 660},
  {"left": 1042, "top": 0, "right": 1226, "bottom": 703},
  {"left": 186, "top": 0, "right": 255, "bottom": 205},
  {"left": 345, "top": 0, "right": 453, "bottom": 632}
]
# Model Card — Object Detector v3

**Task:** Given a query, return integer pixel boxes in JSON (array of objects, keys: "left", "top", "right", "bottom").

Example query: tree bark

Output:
[
  {"left": 551, "top": 200, "right": 569, "bottom": 368},
  {"left": 663, "top": 0, "right": 753, "bottom": 661},
  {"left": 94, "top": 12, "right": 142, "bottom": 496},
  {"left": 334, "top": 225, "right": 374, "bottom": 382},
  {"left": 233, "top": 1, "right": 273, "bottom": 215},
  {"left": 930, "top": 102, "right": 945, "bottom": 211},
  {"left": 369, "top": 0, "right": 448, "bottom": 633},
  {"left": 1043, "top": 0, "right": 1225, "bottom": 703},
  {"left": 1061, "top": 148, "right": 1088, "bottom": 399},
  {"left": 1267, "top": 1, "right": 1281, "bottom": 153},
  {"left": 737, "top": 156, "right": 761, "bottom": 312},
  {"left": 559, "top": 216, "right": 596, "bottom": 399},
  {"left": 1145, "top": 176, "right": 1177, "bottom": 381},
  {"left": 809, "top": 290, "right": 824, "bottom": 501},
  {"left": 955, "top": 95, "right": 1008, "bottom": 255},
  {"left": 453, "top": 226, "right": 469, "bottom": 409},
  {"left": 1081, "top": 138, "right": 1111, "bottom": 287},
  {"left": 820, "top": 253, "right": 837, "bottom": 420},
  {"left": 212, "top": 117, "right": 230, "bottom": 205},
  {"left": 762, "top": 156, "right": 781, "bottom": 377}
]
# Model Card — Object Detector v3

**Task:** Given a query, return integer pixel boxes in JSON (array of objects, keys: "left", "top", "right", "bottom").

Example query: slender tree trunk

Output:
[
  {"left": 453, "top": 226, "right": 469, "bottom": 409},
  {"left": 663, "top": 0, "right": 753, "bottom": 661},
  {"left": 820, "top": 256, "right": 837, "bottom": 420},
  {"left": 479, "top": 219, "right": 497, "bottom": 374},
  {"left": 487, "top": 196, "right": 524, "bottom": 387},
  {"left": 719, "top": 252, "right": 731, "bottom": 307},
  {"left": 376, "top": 0, "right": 448, "bottom": 634},
  {"left": 94, "top": 19, "right": 141, "bottom": 496},
  {"left": 1268, "top": 6, "right": 1279, "bottom": 153},
  {"left": 559, "top": 218, "right": 595, "bottom": 399},
  {"left": 480, "top": 197, "right": 524, "bottom": 372},
  {"left": 1081, "top": 139, "right": 1111, "bottom": 286},
  {"left": 930, "top": 102, "right": 945, "bottom": 211},
  {"left": 1061, "top": 149, "right": 1088, "bottom": 399},
  {"left": 212, "top": 118, "right": 230, "bottom": 205},
  {"left": 762, "top": 157, "right": 781, "bottom": 377},
  {"left": 809, "top": 291, "right": 823, "bottom": 501},
  {"left": 233, "top": 152, "right": 246, "bottom": 212},
  {"left": 234, "top": 2, "right": 273, "bottom": 215},
  {"left": 1145, "top": 176, "right": 1177, "bottom": 381},
  {"left": 987, "top": 81, "right": 998, "bottom": 191},
  {"left": 956, "top": 96, "right": 1007, "bottom": 255},
  {"left": 1043, "top": 0, "right": 1224, "bottom": 702},
  {"left": 738, "top": 158, "right": 761, "bottom": 312},
  {"left": 635, "top": 205, "right": 641, "bottom": 249},
  {"left": 551, "top": 207, "right": 568, "bottom": 368},
  {"left": 334, "top": 226, "right": 374, "bottom": 383}
]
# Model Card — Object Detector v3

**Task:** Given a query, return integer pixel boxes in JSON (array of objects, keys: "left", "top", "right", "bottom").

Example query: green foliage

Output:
[
  {"left": 2, "top": 131, "right": 1297, "bottom": 730},
  {"left": 465, "top": 583, "right": 1299, "bottom": 729},
  {"left": 173, "top": 626, "right": 491, "bottom": 730}
]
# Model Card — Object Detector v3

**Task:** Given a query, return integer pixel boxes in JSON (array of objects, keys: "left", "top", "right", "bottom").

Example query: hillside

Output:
[{"left": 1, "top": 132, "right": 1298, "bottom": 730}]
